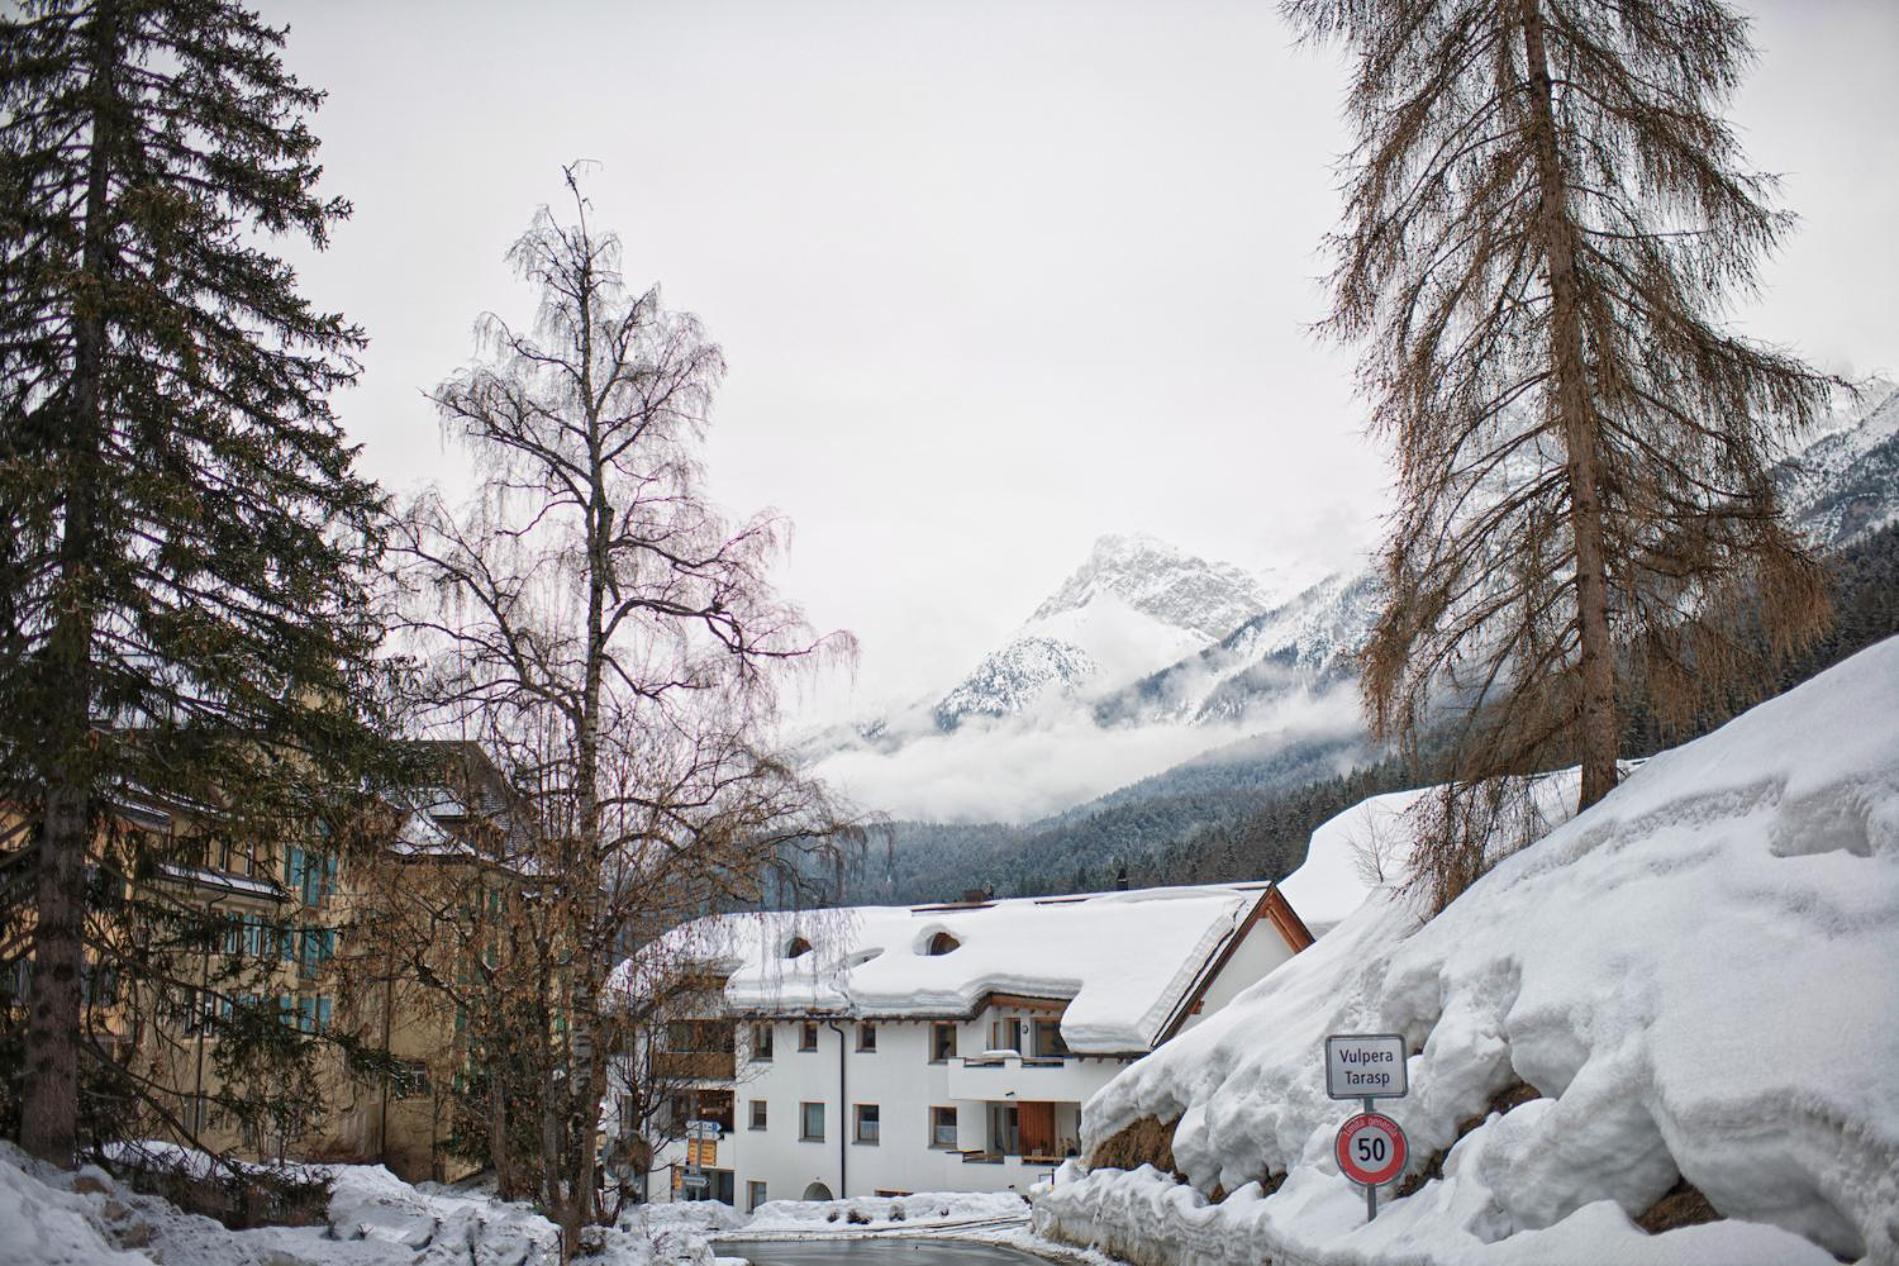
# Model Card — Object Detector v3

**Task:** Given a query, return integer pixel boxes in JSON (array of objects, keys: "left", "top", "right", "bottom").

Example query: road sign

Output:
[
  {"left": 1325, "top": 1033, "right": 1408, "bottom": 1100},
  {"left": 1335, "top": 1111, "right": 1407, "bottom": 1188},
  {"left": 679, "top": 1172, "right": 709, "bottom": 1192},
  {"left": 685, "top": 1119, "right": 722, "bottom": 1140}
]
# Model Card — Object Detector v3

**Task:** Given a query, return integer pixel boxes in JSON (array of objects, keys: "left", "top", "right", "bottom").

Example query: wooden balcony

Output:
[{"left": 654, "top": 1050, "right": 735, "bottom": 1082}]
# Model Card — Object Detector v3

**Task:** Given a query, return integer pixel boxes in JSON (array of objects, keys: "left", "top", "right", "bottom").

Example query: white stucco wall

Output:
[
  {"left": 635, "top": 1010, "right": 1130, "bottom": 1204},
  {"left": 1172, "top": 914, "right": 1297, "bottom": 1038}
]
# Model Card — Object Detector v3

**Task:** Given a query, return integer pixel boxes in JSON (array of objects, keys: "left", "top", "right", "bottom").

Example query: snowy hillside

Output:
[{"left": 1037, "top": 636, "right": 1899, "bottom": 1266}]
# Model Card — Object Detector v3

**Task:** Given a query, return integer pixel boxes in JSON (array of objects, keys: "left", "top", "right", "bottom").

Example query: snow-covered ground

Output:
[
  {"left": 1037, "top": 636, "right": 1899, "bottom": 1266},
  {"left": 0, "top": 1140, "right": 739, "bottom": 1266},
  {"left": 735, "top": 1190, "right": 1030, "bottom": 1237},
  {"left": 712, "top": 1189, "right": 1113, "bottom": 1264},
  {"left": 0, "top": 1144, "right": 1087, "bottom": 1266}
]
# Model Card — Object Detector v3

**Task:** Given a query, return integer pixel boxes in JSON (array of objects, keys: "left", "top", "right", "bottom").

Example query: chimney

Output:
[{"left": 1114, "top": 866, "right": 1130, "bottom": 891}]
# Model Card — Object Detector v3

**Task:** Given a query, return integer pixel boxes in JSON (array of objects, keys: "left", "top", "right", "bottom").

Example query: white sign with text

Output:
[{"left": 1325, "top": 1033, "right": 1408, "bottom": 1100}]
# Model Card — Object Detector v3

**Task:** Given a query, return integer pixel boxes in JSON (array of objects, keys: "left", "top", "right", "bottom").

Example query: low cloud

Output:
[{"left": 811, "top": 688, "right": 1361, "bottom": 824}]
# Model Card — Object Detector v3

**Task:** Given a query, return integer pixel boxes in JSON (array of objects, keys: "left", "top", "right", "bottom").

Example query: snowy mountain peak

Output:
[
  {"left": 1030, "top": 533, "right": 1278, "bottom": 641},
  {"left": 928, "top": 536, "right": 1281, "bottom": 731}
]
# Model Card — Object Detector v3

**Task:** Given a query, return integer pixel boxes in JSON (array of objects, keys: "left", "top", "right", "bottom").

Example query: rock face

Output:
[
  {"left": 1028, "top": 534, "right": 1280, "bottom": 642},
  {"left": 934, "top": 636, "right": 1100, "bottom": 728},
  {"left": 1778, "top": 379, "right": 1899, "bottom": 550},
  {"left": 931, "top": 534, "right": 1284, "bottom": 730},
  {"left": 1094, "top": 571, "right": 1382, "bottom": 728}
]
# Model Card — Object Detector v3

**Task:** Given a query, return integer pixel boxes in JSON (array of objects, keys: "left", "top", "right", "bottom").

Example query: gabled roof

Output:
[{"left": 610, "top": 881, "right": 1309, "bottom": 1055}]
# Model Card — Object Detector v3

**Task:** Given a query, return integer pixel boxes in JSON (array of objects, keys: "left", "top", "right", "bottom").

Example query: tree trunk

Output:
[
  {"left": 1520, "top": 0, "right": 1619, "bottom": 810},
  {"left": 566, "top": 225, "right": 608, "bottom": 1253},
  {"left": 22, "top": 0, "right": 118, "bottom": 1167},
  {"left": 489, "top": 1040, "right": 514, "bottom": 1201}
]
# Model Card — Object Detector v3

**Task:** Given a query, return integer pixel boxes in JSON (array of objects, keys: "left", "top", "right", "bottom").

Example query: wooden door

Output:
[{"left": 1018, "top": 1101, "right": 1055, "bottom": 1157}]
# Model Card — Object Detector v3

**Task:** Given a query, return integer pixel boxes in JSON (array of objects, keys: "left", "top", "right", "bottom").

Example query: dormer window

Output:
[
  {"left": 925, "top": 931, "right": 960, "bottom": 956},
  {"left": 785, "top": 935, "right": 813, "bottom": 960}
]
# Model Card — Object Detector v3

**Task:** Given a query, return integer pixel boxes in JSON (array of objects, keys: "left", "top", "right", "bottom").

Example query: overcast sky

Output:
[{"left": 261, "top": 0, "right": 1899, "bottom": 721}]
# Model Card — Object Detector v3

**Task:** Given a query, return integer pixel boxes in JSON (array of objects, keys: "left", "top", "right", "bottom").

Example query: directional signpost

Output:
[
  {"left": 682, "top": 1116, "right": 721, "bottom": 1200},
  {"left": 1325, "top": 1033, "right": 1410, "bottom": 1222}
]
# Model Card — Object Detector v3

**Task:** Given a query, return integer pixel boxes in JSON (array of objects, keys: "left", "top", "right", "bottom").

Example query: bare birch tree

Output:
[
  {"left": 1288, "top": 0, "right": 1836, "bottom": 902},
  {"left": 393, "top": 169, "right": 860, "bottom": 1254}
]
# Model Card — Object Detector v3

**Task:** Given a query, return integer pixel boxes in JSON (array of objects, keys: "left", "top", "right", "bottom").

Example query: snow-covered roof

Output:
[{"left": 611, "top": 882, "right": 1295, "bottom": 1054}]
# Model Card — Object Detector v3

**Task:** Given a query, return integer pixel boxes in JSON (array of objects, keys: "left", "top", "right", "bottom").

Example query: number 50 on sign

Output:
[{"left": 1335, "top": 1112, "right": 1407, "bottom": 1187}]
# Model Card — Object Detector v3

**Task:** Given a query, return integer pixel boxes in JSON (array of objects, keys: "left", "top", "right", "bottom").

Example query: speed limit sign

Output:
[{"left": 1335, "top": 1111, "right": 1407, "bottom": 1187}]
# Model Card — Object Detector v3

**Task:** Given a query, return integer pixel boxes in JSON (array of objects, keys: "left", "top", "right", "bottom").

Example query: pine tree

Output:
[
  {"left": 0, "top": 0, "right": 391, "bottom": 1163},
  {"left": 1287, "top": 0, "right": 1835, "bottom": 899}
]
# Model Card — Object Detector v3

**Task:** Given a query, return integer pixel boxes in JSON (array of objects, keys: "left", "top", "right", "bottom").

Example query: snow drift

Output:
[{"left": 1039, "top": 636, "right": 1899, "bottom": 1265}]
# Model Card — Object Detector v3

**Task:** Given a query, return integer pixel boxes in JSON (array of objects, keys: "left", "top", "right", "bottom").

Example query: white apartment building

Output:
[{"left": 606, "top": 881, "right": 1313, "bottom": 1209}]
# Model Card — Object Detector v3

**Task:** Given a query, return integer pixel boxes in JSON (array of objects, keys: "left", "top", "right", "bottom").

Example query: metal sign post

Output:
[
  {"left": 1326, "top": 1033, "right": 1410, "bottom": 1221},
  {"left": 1363, "top": 1096, "right": 1375, "bottom": 1222}
]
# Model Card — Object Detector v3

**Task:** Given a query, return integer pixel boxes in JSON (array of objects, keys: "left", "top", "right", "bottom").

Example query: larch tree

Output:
[
  {"left": 0, "top": 0, "right": 393, "bottom": 1163},
  {"left": 394, "top": 170, "right": 861, "bottom": 1254},
  {"left": 1286, "top": 0, "right": 1836, "bottom": 903}
]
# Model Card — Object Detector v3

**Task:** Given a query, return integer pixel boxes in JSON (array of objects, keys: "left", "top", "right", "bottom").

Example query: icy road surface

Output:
[{"left": 718, "top": 1240, "right": 1052, "bottom": 1265}]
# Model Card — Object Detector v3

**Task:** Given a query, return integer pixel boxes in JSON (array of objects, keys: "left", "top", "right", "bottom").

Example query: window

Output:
[
  {"left": 989, "top": 1017, "right": 1023, "bottom": 1053},
  {"left": 785, "top": 935, "right": 813, "bottom": 959},
  {"left": 988, "top": 1102, "right": 1020, "bottom": 1156},
  {"left": 930, "top": 1106, "right": 958, "bottom": 1149},
  {"left": 857, "top": 1022, "right": 877, "bottom": 1052},
  {"left": 750, "top": 1100, "right": 768, "bottom": 1131},
  {"left": 752, "top": 1022, "right": 774, "bottom": 1061},
  {"left": 182, "top": 988, "right": 215, "bottom": 1034},
  {"left": 393, "top": 1061, "right": 430, "bottom": 1099},
  {"left": 297, "top": 995, "right": 331, "bottom": 1034},
  {"left": 182, "top": 1093, "right": 213, "bottom": 1135},
  {"left": 854, "top": 1103, "right": 880, "bottom": 1144},
  {"left": 284, "top": 847, "right": 336, "bottom": 907},
  {"left": 665, "top": 1019, "right": 736, "bottom": 1053},
  {"left": 799, "top": 1102, "right": 825, "bottom": 1141},
  {"left": 746, "top": 1181, "right": 768, "bottom": 1213},
  {"left": 697, "top": 1088, "right": 736, "bottom": 1134},
  {"left": 925, "top": 931, "right": 960, "bottom": 956},
  {"left": 297, "top": 928, "right": 334, "bottom": 980},
  {"left": 1033, "top": 1018, "right": 1070, "bottom": 1058},
  {"left": 799, "top": 1020, "right": 818, "bottom": 1051},
  {"left": 930, "top": 1023, "right": 957, "bottom": 1062}
]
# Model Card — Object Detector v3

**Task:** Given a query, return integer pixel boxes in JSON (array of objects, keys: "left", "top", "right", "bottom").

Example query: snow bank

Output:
[
  {"left": 1042, "top": 637, "right": 1899, "bottom": 1265},
  {"left": 0, "top": 1145, "right": 150, "bottom": 1266},
  {"left": 0, "top": 1140, "right": 716, "bottom": 1266},
  {"left": 612, "top": 884, "right": 1270, "bottom": 1052}
]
